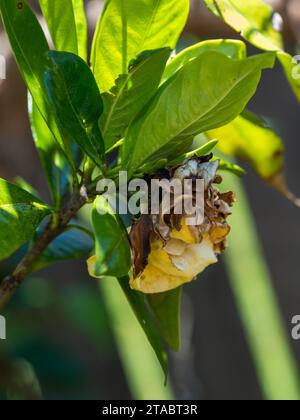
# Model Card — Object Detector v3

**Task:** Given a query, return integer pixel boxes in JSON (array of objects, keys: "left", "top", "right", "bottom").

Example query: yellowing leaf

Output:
[
  {"left": 208, "top": 112, "right": 284, "bottom": 180},
  {"left": 203, "top": 0, "right": 283, "bottom": 51}
]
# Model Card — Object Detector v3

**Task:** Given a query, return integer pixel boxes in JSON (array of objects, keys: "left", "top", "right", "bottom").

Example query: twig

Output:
[{"left": 0, "top": 185, "right": 91, "bottom": 311}]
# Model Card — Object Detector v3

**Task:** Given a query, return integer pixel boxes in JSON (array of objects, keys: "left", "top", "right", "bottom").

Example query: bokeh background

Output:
[{"left": 0, "top": 0, "right": 300, "bottom": 400}]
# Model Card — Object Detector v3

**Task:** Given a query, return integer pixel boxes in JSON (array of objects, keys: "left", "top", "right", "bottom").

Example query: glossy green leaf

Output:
[
  {"left": 89, "top": 196, "right": 131, "bottom": 278},
  {"left": 91, "top": 0, "right": 189, "bottom": 92},
  {"left": 101, "top": 48, "right": 171, "bottom": 150},
  {"left": 207, "top": 111, "right": 284, "bottom": 180},
  {"left": 148, "top": 287, "right": 182, "bottom": 352},
  {"left": 28, "top": 96, "right": 70, "bottom": 207},
  {"left": 162, "top": 39, "right": 246, "bottom": 84},
  {"left": 0, "top": 0, "right": 73, "bottom": 162},
  {"left": 122, "top": 51, "right": 275, "bottom": 175},
  {"left": 0, "top": 179, "right": 50, "bottom": 260},
  {"left": 203, "top": 0, "right": 300, "bottom": 103},
  {"left": 118, "top": 276, "right": 168, "bottom": 376},
  {"left": 44, "top": 51, "right": 105, "bottom": 167},
  {"left": 32, "top": 226, "right": 94, "bottom": 272},
  {"left": 277, "top": 52, "right": 300, "bottom": 103},
  {"left": 203, "top": 0, "right": 283, "bottom": 51}
]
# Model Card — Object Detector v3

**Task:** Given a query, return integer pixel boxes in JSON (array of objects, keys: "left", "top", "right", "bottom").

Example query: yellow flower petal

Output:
[
  {"left": 130, "top": 263, "right": 193, "bottom": 294},
  {"left": 170, "top": 219, "right": 196, "bottom": 244}
]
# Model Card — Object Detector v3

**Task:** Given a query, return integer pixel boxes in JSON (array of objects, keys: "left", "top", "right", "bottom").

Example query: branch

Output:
[{"left": 0, "top": 185, "right": 90, "bottom": 311}]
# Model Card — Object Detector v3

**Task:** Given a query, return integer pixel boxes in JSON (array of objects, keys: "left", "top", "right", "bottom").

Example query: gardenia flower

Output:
[{"left": 130, "top": 157, "right": 235, "bottom": 294}]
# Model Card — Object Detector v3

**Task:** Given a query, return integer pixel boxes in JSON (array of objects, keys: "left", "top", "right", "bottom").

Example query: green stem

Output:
[{"left": 223, "top": 172, "right": 300, "bottom": 400}]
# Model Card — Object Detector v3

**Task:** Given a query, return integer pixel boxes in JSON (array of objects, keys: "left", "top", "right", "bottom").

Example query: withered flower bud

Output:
[{"left": 130, "top": 156, "right": 235, "bottom": 294}]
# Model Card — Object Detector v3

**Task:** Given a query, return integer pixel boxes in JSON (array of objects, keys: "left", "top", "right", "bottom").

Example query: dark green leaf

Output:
[
  {"left": 122, "top": 51, "right": 275, "bottom": 175},
  {"left": 91, "top": 0, "right": 189, "bottom": 92},
  {"left": 118, "top": 276, "right": 168, "bottom": 376},
  {"left": 0, "top": 0, "right": 73, "bottom": 162},
  {"left": 44, "top": 51, "right": 105, "bottom": 167},
  {"left": 0, "top": 178, "right": 50, "bottom": 260},
  {"left": 32, "top": 226, "right": 94, "bottom": 272},
  {"left": 28, "top": 96, "right": 71, "bottom": 207},
  {"left": 101, "top": 48, "right": 171, "bottom": 150},
  {"left": 148, "top": 287, "right": 182, "bottom": 352},
  {"left": 88, "top": 196, "right": 131, "bottom": 278}
]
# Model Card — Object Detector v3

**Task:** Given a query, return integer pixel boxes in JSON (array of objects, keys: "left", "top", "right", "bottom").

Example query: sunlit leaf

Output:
[
  {"left": 28, "top": 96, "right": 70, "bottom": 207},
  {"left": 91, "top": 0, "right": 189, "bottom": 92},
  {"left": 0, "top": 179, "right": 50, "bottom": 261},
  {"left": 101, "top": 48, "right": 171, "bottom": 150},
  {"left": 0, "top": 0, "right": 73, "bottom": 163},
  {"left": 39, "top": 0, "right": 87, "bottom": 61},
  {"left": 207, "top": 111, "right": 284, "bottom": 180},
  {"left": 277, "top": 52, "right": 300, "bottom": 103},
  {"left": 122, "top": 51, "right": 275, "bottom": 175},
  {"left": 162, "top": 39, "right": 246, "bottom": 84},
  {"left": 32, "top": 226, "right": 94, "bottom": 272}
]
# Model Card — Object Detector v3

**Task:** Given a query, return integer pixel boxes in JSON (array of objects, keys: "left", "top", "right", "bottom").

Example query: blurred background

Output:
[{"left": 0, "top": 0, "right": 300, "bottom": 400}]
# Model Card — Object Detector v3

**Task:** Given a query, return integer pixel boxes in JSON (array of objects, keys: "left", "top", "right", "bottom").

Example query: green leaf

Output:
[
  {"left": 28, "top": 96, "right": 70, "bottom": 207},
  {"left": 44, "top": 51, "right": 105, "bottom": 167},
  {"left": 277, "top": 52, "right": 300, "bottom": 103},
  {"left": 117, "top": 276, "right": 168, "bottom": 376},
  {"left": 72, "top": 0, "right": 88, "bottom": 61},
  {"left": 203, "top": 0, "right": 283, "bottom": 51},
  {"left": 217, "top": 159, "right": 246, "bottom": 177},
  {"left": 207, "top": 111, "right": 284, "bottom": 180},
  {"left": 91, "top": 0, "right": 189, "bottom": 92},
  {"left": 0, "top": 0, "right": 73, "bottom": 163},
  {"left": 148, "top": 287, "right": 182, "bottom": 352},
  {"left": 89, "top": 196, "right": 131, "bottom": 278},
  {"left": 101, "top": 48, "right": 171, "bottom": 150},
  {"left": 39, "top": 0, "right": 78, "bottom": 54},
  {"left": 162, "top": 39, "right": 246, "bottom": 84},
  {"left": 203, "top": 0, "right": 300, "bottom": 103},
  {"left": 0, "top": 178, "right": 50, "bottom": 260},
  {"left": 32, "top": 226, "right": 94, "bottom": 272},
  {"left": 122, "top": 51, "right": 275, "bottom": 175},
  {"left": 39, "top": 0, "right": 87, "bottom": 61}
]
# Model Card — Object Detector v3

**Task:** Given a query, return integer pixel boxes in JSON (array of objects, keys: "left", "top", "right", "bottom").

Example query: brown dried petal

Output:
[{"left": 130, "top": 214, "right": 153, "bottom": 278}]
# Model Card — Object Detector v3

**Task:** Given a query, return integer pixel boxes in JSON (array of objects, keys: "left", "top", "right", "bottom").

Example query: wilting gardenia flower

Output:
[{"left": 130, "top": 156, "right": 235, "bottom": 294}]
